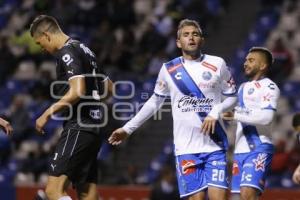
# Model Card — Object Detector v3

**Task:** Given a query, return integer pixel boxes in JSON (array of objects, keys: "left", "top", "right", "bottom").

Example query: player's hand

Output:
[
  {"left": 201, "top": 116, "right": 216, "bottom": 135},
  {"left": 222, "top": 111, "right": 234, "bottom": 121},
  {"left": 293, "top": 164, "right": 300, "bottom": 184},
  {"left": 108, "top": 128, "right": 129, "bottom": 145},
  {"left": 35, "top": 113, "right": 50, "bottom": 135},
  {"left": 0, "top": 118, "right": 13, "bottom": 135}
]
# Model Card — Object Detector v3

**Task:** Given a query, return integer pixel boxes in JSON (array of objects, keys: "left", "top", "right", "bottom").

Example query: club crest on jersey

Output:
[
  {"left": 253, "top": 153, "right": 267, "bottom": 171},
  {"left": 202, "top": 71, "right": 212, "bottom": 81},
  {"left": 248, "top": 88, "right": 255, "bottom": 95}
]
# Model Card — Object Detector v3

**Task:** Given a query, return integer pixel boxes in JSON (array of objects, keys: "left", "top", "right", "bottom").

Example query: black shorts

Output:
[{"left": 48, "top": 128, "right": 102, "bottom": 188}]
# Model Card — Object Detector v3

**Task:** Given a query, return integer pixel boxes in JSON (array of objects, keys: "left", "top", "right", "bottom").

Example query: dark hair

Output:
[
  {"left": 177, "top": 19, "right": 202, "bottom": 39},
  {"left": 30, "top": 15, "right": 61, "bottom": 37},
  {"left": 249, "top": 47, "right": 274, "bottom": 67},
  {"left": 292, "top": 113, "right": 300, "bottom": 128}
]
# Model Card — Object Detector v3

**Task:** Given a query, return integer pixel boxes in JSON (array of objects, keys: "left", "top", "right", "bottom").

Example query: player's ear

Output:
[
  {"left": 43, "top": 32, "right": 51, "bottom": 42},
  {"left": 200, "top": 37, "right": 205, "bottom": 47},
  {"left": 176, "top": 38, "right": 182, "bottom": 48},
  {"left": 260, "top": 63, "right": 267, "bottom": 71}
]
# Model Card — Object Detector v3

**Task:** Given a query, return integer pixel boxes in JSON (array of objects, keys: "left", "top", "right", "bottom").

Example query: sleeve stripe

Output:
[
  {"left": 262, "top": 107, "right": 277, "bottom": 111},
  {"left": 222, "top": 91, "right": 237, "bottom": 96},
  {"left": 154, "top": 92, "right": 169, "bottom": 98}
]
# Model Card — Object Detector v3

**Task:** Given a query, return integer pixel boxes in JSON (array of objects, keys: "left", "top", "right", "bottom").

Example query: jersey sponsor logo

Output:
[
  {"left": 175, "top": 72, "right": 182, "bottom": 80},
  {"left": 67, "top": 69, "right": 74, "bottom": 75},
  {"left": 202, "top": 61, "right": 217, "bottom": 72},
  {"left": 181, "top": 160, "right": 196, "bottom": 175},
  {"left": 263, "top": 93, "right": 274, "bottom": 102},
  {"left": 253, "top": 153, "right": 267, "bottom": 171},
  {"left": 50, "top": 163, "right": 56, "bottom": 171},
  {"left": 62, "top": 54, "right": 74, "bottom": 66},
  {"left": 247, "top": 88, "right": 255, "bottom": 95},
  {"left": 242, "top": 171, "right": 252, "bottom": 182},
  {"left": 89, "top": 109, "right": 102, "bottom": 119},
  {"left": 202, "top": 71, "right": 212, "bottom": 81},
  {"left": 178, "top": 96, "right": 213, "bottom": 113},
  {"left": 268, "top": 83, "right": 275, "bottom": 90},
  {"left": 243, "top": 163, "right": 254, "bottom": 168},
  {"left": 212, "top": 160, "right": 226, "bottom": 166},
  {"left": 80, "top": 43, "right": 95, "bottom": 57},
  {"left": 232, "top": 161, "right": 239, "bottom": 175},
  {"left": 198, "top": 82, "right": 216, "bottom": 89}
]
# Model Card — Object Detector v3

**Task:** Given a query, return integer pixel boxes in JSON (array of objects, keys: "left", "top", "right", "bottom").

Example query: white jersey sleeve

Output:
[
  {"left": 122, "top": 94, "right": 166, "bottom": 134},
  {"left": 153, "top": 65, "right": 170, "bottom": 97},
  {"left": 220, "top": 60, "right": 236, "bottom": 96},
  {"left": 234, "top": 78, "right": 280, "bottom": 153},
  {"left": 208, "top": 60, "right": 237, "bottom": 119},
  {"left": 234, "top": 81, "right": 279, "bottom": 125},
  {"left": 260, "top": 82, "right": 280, "bottom": 110}
]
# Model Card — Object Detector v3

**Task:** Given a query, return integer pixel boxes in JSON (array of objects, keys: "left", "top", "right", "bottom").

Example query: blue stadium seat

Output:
[{"left": 281, "top": 81, "right": 300, "bottom": 98}]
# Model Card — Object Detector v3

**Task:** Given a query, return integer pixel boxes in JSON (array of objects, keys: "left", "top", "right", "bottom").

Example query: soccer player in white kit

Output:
[
  {"left": 109, "top": 19, "right": 237, "bottom": 200},
  {"left": 223, "top": 47, "right": 280, "bottom": 200}
]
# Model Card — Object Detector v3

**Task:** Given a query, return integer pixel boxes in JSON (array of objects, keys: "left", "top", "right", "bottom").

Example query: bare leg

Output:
[
  {"left": 240, "top": 187, "right": 259, "bottom": 200},
  {"left": 45, "top": 175, "right": 70, "bottom": 200},
  {"left": 208, "top": 186, "right": 227, "bottom": 200},
  {"left": 187, "top": 191, "right": 206, "bottom": 200},
  {"left": 77, "top": 183, "right": 98, "bottom": 200}
]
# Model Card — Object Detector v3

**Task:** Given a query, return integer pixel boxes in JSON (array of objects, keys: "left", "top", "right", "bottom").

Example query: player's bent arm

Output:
[
  {"left": 0, "top": 117, "right": 9, "bottom": 128},
  {"left": 208, "top": 96, "right": 237, "bottom": 119},
  {"left": 234, "top": 108, "right": 274, "bottom": 126},
  {"left": 0, "top": 117, "right": 13, "bottom": 135},
  {"left": 293, "top": 164, "right": 300, "bottom": 184},
  {"left": 122, "top": 94, "right": 166, "bottom": 135},
  {"left": 45, "top": 76, "right": 86, "bottom": 117}
]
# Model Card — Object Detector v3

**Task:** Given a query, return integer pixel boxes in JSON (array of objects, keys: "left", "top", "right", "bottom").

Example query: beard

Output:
[{"left": 244, "top": 67, "right": 259, "bottom": 79}]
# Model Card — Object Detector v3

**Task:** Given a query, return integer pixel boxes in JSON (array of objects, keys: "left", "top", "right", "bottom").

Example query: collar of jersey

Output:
[{"left": 181, "top": 54, "right": 205, "bottom": 64}]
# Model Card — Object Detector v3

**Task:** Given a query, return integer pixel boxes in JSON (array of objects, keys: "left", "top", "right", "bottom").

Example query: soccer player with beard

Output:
[
  {"left": 223, "top": 47, "right": 280, "bottom": 200},
  {"left": 109, "top": 19, "right": 237, "bottom": 200}
]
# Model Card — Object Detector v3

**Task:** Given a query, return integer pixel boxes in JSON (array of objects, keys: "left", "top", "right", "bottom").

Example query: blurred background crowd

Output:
[{"left": 0, "top": 0, "right": 300, "bottom": 198}]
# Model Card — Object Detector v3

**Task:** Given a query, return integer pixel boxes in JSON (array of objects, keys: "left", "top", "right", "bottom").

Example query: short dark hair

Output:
[
  {"left": 292, "top": 113, "right": 300, "bottom": 128},
  {"left": 249, "top": 47, "right": 274, "bottom": 67},
  {"left": 30, "top": 15, "right": 61, "bottom": 37},
  {"left": 177, "top": 19, "right": 203, "bottom": 39}
]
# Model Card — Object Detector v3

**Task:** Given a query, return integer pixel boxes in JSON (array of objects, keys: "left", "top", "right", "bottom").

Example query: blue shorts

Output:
[
  {"left": 175, "top": 150, "right": 228, "bottom": 198},
  {"left": 231, "top": 152, "right": 273, "bottom": 194}
]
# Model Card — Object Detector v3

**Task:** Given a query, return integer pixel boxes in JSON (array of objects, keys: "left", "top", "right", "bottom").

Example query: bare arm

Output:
[
  {"left": 35, "top": 77, "right": 85, "bottom": 133},
  {"left": 0, "top": 117, "right": 13, "bottom": 135}
]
